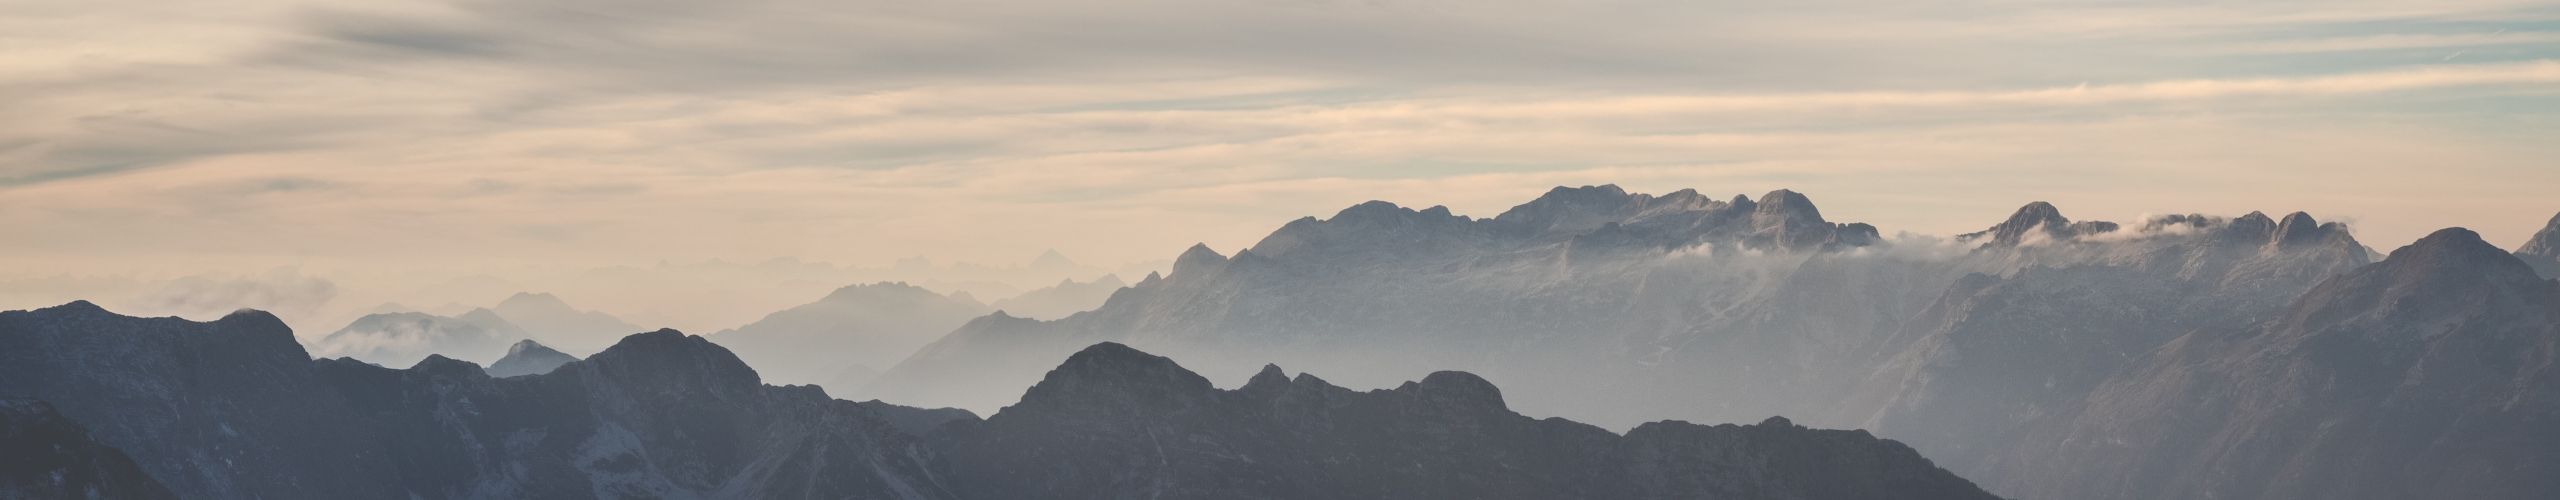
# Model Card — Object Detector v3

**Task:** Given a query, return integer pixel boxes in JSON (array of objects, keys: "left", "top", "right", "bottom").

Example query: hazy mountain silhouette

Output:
[
  {"left": 986, "top": 274, "right": 1127, "bottom": 320},
  {"left": 487, "top": 292, "right": 642, "bottom": 355},
  {"left": 482, "top": 339, "right": 577, "bottom": 377},
  {"left": 310, "top": 310, "right": 531, "bottom": 368},
  {"left": 710, "top": 282, "right": 990, "bottom": 396}
]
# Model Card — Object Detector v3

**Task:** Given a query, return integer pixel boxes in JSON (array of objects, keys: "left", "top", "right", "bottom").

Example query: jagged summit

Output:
[
  {"left": 1961, "top": 201, "right": 2117, "bottom": 246},
  {"left": 408, "top": 354, "right": 487, "bottom": 379},
  {"left": 1241, "top": 363, "right": 1291, "bottom": 391},
  {"left": 1170, "top": 243, "right": 1229, "bottom": 278}
]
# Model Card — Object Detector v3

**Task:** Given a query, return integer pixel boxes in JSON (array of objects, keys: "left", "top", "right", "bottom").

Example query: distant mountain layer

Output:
[
  {"left": 310, "top": 310, "right": 530, "bottom": 367},
  {"left": 0, "top": 400, "right": 174, "bottom": 500},
  {"left": 986, "top": 274, "right": 1126, "bottom": 320},
  {"left": 482, "top": 339, "right": 577, "bottom": 377},
  {"left": 710, "top": 282, "right": 990, "bottom": 394},
  {"left": 0, "top": 302, "right": 2000, "bottom": 500},
  {"left": 488, "top": 292, "right": 643, "bottom": 356},
  {"left": 868, "top": 185, "right": 2560, "bottom": 500}
]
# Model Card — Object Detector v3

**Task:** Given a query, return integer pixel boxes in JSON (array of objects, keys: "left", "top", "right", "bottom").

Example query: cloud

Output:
[{"left": 126, "top": 268, "right": 340, "bottom": 321}]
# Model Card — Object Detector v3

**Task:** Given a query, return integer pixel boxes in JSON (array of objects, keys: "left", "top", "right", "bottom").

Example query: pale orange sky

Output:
[{"left": 5, "top": 0, "right": 2557, "bottom": 333}]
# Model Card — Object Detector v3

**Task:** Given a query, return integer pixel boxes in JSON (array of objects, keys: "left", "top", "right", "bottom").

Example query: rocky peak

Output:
[
  {"left": 2269, "top": 211, "right": 2337, "bottom": 250},
  {"left": 1238, "top": 363, "right": 1292, "bottom": 393},
  {"left": 1013, "top": 342, "right": 1218, "bottom": 410},
  {"left": 495, "top": 291, "right": 571, "bottom": 311},
  {"left": 485, "top": 339, "right": 576, "bottom": 377},
  {"left": 1752, "top": 189, "right": 1826, "bottom": 224},
  {"left": 2520, "top": 212, "right": 2560, "bottom": 259},
  {"left": 2520, "top": 212, "right": 2560, "bottom": 277},
  {"left": 1494, "top": 184, "right": 1650, "bottom": 233},
  {"left": 2290, "top": 227, "right": 2545, "bottom": 326},
  {"left": 580, "top": 329, "right": 763, "bottom": 394},
  {"left": 1965, "top": 201, "right": 2070, "bottom": 245},
  {"left": 1170, "top": 243, "right": 1230, "bottom": 279},
  {"left": 407, "top": 354, "right": 487, "bottom": 379},
  {"left": 2374, "top": 228, "right": 2539, "bottom": 285},
  {"left": 1397, "top": 370, "right": 1509, "bottom": 412}
]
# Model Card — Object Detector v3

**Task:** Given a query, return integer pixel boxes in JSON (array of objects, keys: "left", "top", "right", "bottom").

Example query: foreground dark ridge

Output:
[
  {"left": 0, "top": 302, "right": 1999, "bottom": 499},
  {"left": 935, "top": 342, "right": 1999, "bottom": 500}
]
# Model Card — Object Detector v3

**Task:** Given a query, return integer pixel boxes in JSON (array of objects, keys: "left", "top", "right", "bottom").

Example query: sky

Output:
[{"left": 4, "top": 0, "right": 2558, "bottom": 332}]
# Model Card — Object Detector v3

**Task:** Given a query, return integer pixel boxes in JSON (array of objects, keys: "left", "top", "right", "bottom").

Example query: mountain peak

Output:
[
  {"left": 1170, "top": 243, "right": 1229, "bottom": 279},
  {"left": 1016, "top": 342, "right": 1218, "bottom": 409},
  {"left": 485, "top": 339, "right": 576, "bottom": 377},
  {"left": 2269, "top": 211, "right": 2343, "bottom": 250},
  {"left": 498, "top": 292, "right": 566, "bottom": 308},
  {"left": 582, "top": 328, "right": 762, "bottom": 391},
  {"left": 504, "top": 339, "right": 555, "bottom": 356},
  {"left": 1962, "top": 201, "right": 2099, "bottom": 246},
  {"left": 2384, "top": 228, "right": 2527, "bottom": 273},
  {"left": 2521, "top": 211, "right": 2560, "bottom": 258},
  {"left": 1492, "top": 184, "right": 1649, "bottom": 232},
  {"left": 1240, "top": 363, "right": 1292, "bottom": 392},
  {"left": 1755, "top": 188, "right": 1819, "bottom": 215},
  {"left": 1399, "top": 370, "right": 1509, "bottom": 411}
]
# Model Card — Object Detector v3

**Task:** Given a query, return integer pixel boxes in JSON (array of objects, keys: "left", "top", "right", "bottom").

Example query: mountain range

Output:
[
  {"left": 5, "top": 185, "right": 2556, "bottom": 500},
  {"left": 0, "top": 302, "right": 1993, "bottom": 499},
  {"left": 709, "top": 282, "right": 993, "bottom": 396},
  {"left": 867, "top": 185, "right": 2560, "bottom": 500}
]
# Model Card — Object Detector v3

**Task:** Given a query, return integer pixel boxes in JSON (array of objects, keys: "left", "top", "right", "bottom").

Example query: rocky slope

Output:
[
  {"left": 481, "top": 339, "right": 577, "bottom": 377},
  {"left": 931, "top": 342, "right": 1999, "bottom": 500},
  {"left": 0, "top": 399, "right": 175, "bottom": 500}
]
